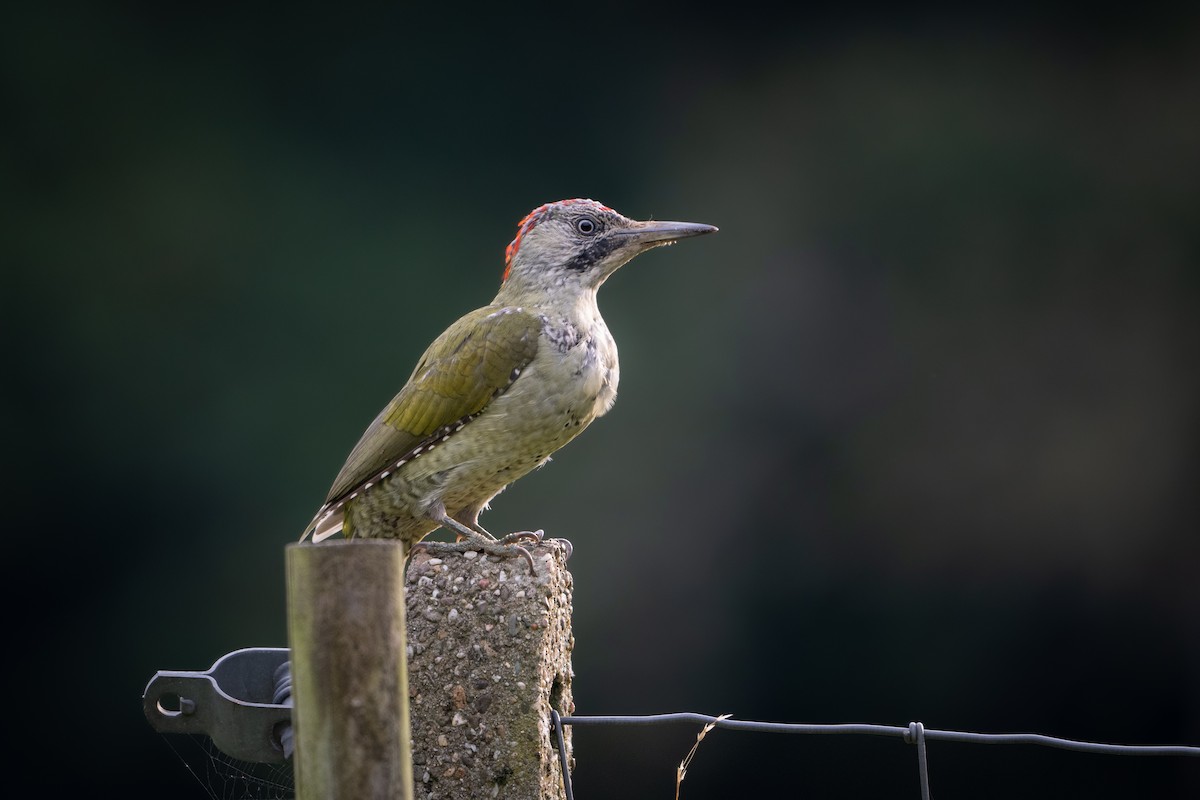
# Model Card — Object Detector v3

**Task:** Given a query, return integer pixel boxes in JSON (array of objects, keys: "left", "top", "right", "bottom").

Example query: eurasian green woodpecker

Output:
[{"left": 301, "top": 199, "right": 717, "bottom": 555}]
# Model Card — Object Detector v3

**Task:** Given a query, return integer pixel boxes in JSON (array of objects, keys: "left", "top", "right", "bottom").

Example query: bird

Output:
[{"left": 300, "top": 198, "right": 717, "bottom": 559}]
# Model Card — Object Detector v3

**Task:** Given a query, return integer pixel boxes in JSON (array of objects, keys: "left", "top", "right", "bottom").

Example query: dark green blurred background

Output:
[{"left": 5, "top": 2, "right": 1198, "bottom": 797}]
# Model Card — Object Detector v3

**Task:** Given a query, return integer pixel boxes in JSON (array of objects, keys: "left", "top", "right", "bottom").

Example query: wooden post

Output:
[
  {"left": 286, "top": 540, "right": 414, "bottom": 800},
  {"left": 406, "top": 540, "right": 575, "bottom": 800}
]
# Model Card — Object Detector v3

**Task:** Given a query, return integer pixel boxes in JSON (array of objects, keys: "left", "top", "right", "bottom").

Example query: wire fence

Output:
[
  {"left": 549, "top": 711, "right": 1200, "bottom": 800},
  {"left": 159, "top": 708, "right": 1200, "bottom": 799}
]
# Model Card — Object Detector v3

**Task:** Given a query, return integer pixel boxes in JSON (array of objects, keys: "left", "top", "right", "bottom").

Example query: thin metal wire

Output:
[
  {"left": 550, "top": 712, "right": 1200, "bottom": 799},
  {"left": 558, "top": 714, "right": 1200, "bottom": 756},
  {"left": 550, "top": 710, "right": 575, "bottom": 800},
  {"left": 906, "top": 722, "right": 931, "bottom": 800}
]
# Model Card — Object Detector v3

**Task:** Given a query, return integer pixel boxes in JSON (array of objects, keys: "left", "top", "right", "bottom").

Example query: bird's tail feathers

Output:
[{"left": 299, "top": 506, "right": 345, "bottom": 543}]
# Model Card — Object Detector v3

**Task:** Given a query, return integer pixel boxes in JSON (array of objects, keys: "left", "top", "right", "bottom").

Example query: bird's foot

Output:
[
  {"left": 498, "top": 529, "right": 544, "bottom": 545},
  {"left": 414, "top": 535, "right": 538, "bottom": 574},
  {"left": 498, "top": 529, "right": 572, "bottom": 561}
]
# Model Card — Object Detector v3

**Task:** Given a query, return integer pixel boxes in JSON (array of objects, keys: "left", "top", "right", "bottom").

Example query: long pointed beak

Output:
[{"left": 617, "top": 219, "right": 719, "bottom": 248}]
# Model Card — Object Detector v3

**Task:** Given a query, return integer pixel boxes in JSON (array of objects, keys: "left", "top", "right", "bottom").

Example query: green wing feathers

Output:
[{"left": 322, "top": 306, "right": 541, "bottom": 507}]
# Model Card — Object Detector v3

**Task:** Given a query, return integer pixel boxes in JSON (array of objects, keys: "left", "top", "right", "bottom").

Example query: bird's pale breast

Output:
[{"left": 351, "top": 314, "right": 618, "bottom": 543}]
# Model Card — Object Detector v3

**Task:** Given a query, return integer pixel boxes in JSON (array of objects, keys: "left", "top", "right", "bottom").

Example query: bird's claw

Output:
[
  {"left": 499, "top": 529, "right": 544, "bottom": 546},
  {"left": 413, "top": 538, "right": 537, "bottom": 574},
  {"left": 552, "top": 537, "right": 573, "bottom": 561}
]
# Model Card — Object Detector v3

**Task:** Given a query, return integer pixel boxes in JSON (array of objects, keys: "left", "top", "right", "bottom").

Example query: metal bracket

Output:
[{"left": 143, "top": 647, "right": 293, "bottom": 764}]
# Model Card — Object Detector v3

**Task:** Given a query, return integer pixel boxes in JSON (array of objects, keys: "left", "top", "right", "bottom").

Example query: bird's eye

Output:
[{"left": 576, "top": 217, "right": 598, "bottom": 235}]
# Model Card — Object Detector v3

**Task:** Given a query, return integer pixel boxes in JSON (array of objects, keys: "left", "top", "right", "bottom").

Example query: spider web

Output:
[{"left": 160, "top": 732, "right": 295, "bottom": 800}]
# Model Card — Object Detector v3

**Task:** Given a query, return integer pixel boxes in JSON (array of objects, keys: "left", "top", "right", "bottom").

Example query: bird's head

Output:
[{"left": 500, "top": 199, "right": 717, "bottom": 297}]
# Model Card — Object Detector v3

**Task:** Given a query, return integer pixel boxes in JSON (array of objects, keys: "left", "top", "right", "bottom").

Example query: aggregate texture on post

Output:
[
  {"left": 406, "top": 539, "right": 575, "bottom": 800},
  {"left": 286, "top": 540, "right": 414, "bottom": 800}
]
